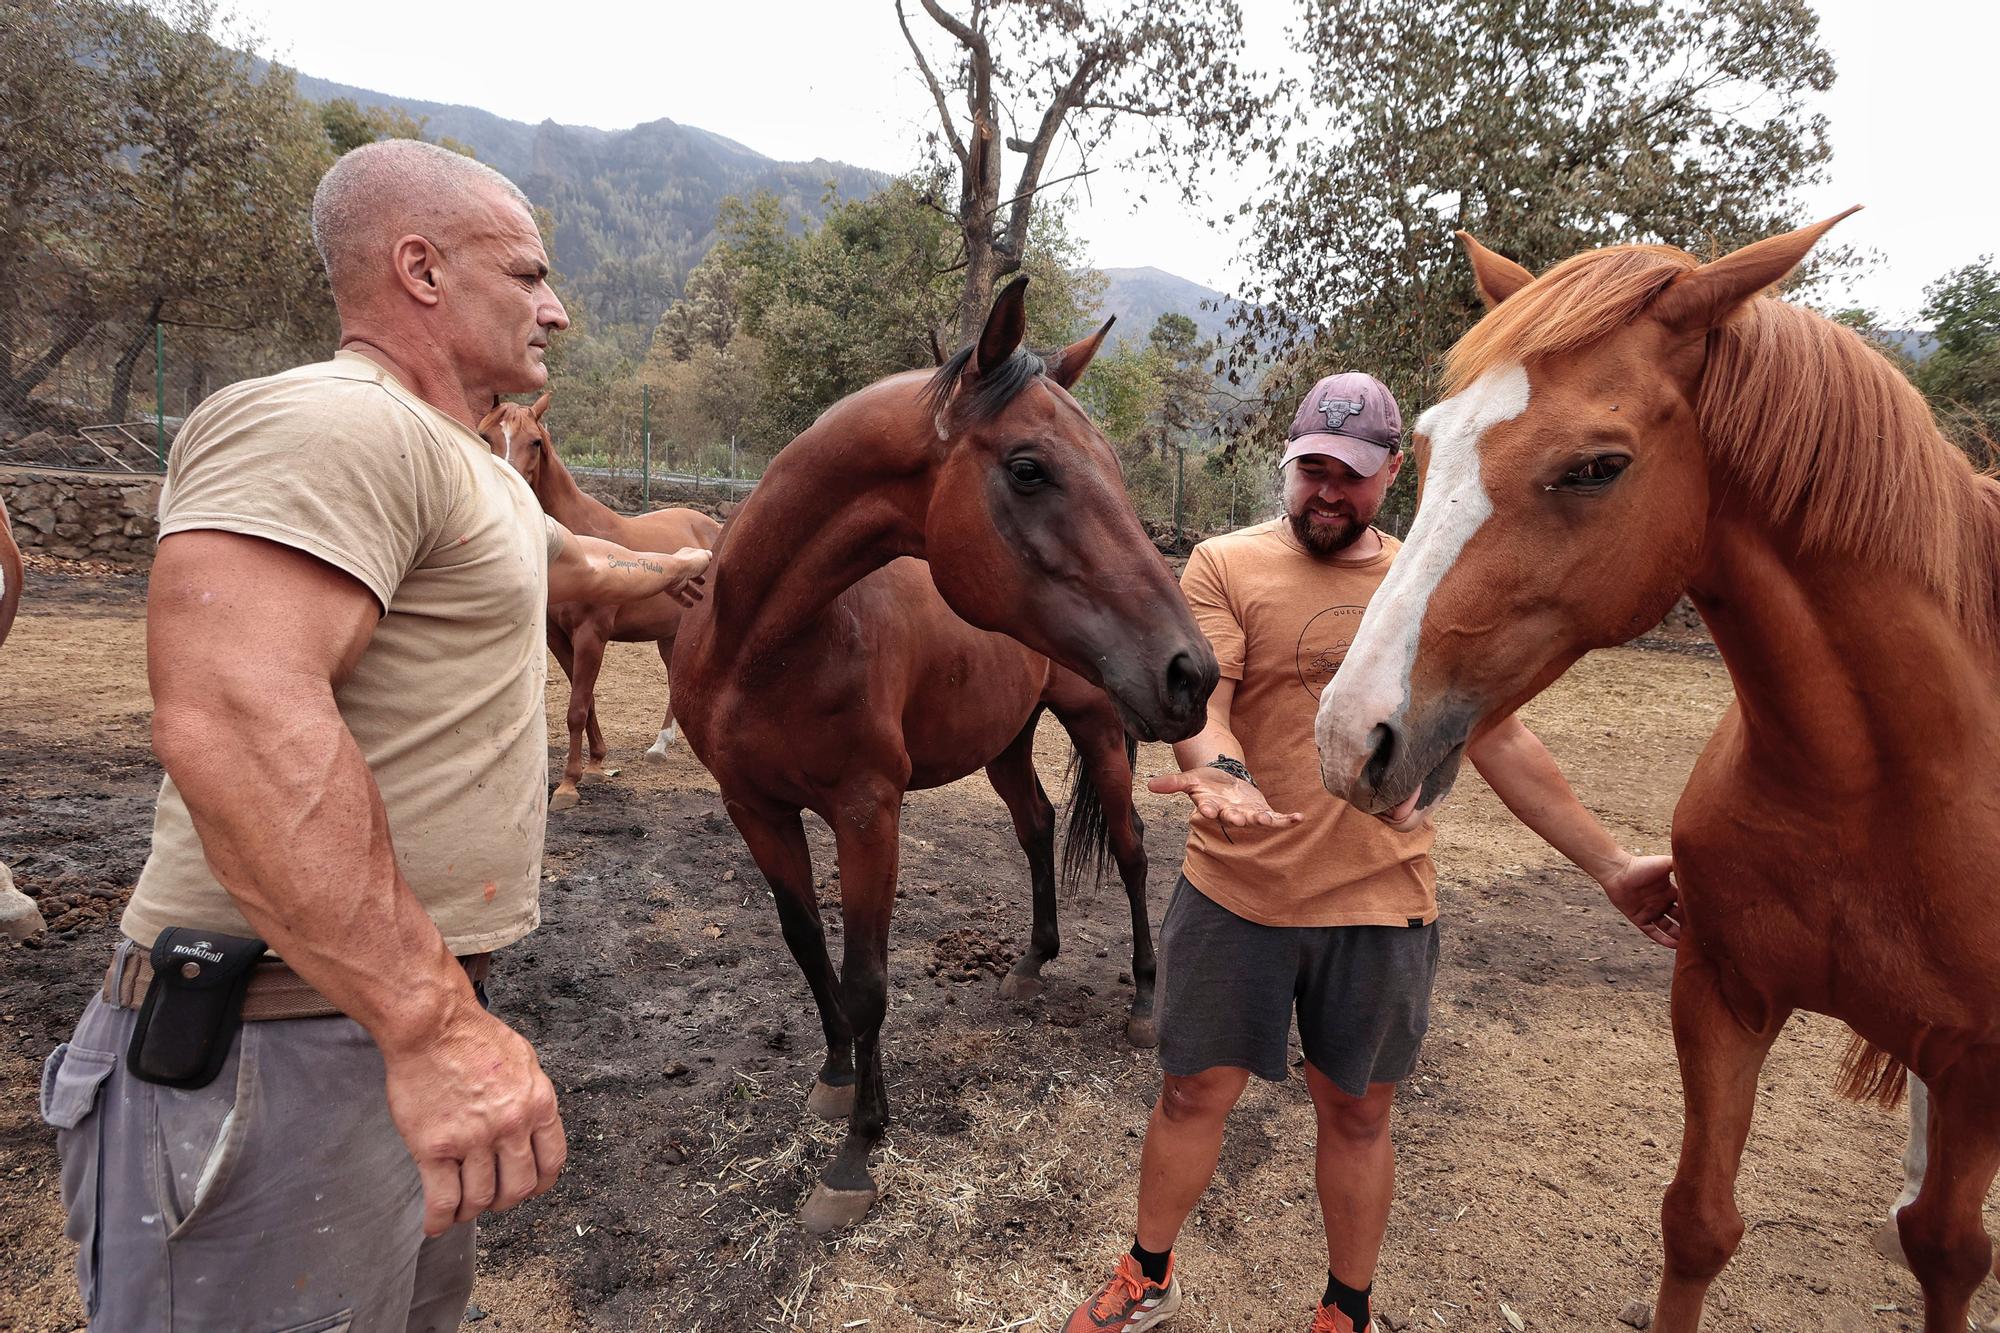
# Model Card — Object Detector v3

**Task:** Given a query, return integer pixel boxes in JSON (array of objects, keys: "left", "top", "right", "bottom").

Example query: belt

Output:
[{"left": 104, "top": 947, "right": 492, "bottom": 1022}]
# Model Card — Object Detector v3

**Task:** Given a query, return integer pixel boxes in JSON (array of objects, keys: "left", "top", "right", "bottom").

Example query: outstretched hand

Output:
[
  {"left": 1600, "top": 851, "right": 1681, "bottom": 948},
  {"left": 1147, "top": 767, "right": 1304, "bottom": 830},
  {"left": 657, "top": 547, "right": 711, "bottom": 607}
]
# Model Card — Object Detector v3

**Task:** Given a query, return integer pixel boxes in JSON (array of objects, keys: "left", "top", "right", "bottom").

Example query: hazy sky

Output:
[{"left": 232, "top": 0, "right": 1992, "bottom": 323}]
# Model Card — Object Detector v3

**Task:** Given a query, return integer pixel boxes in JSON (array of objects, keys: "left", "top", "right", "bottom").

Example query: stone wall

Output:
[{"left": 0, "top": 468, "right": 161, "bottom": 564}]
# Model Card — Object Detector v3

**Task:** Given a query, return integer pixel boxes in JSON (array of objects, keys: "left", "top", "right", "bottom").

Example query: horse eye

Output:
[
  {"left": 1007, "top": 457, "right": 1049, "bottom": 489},
  {"left": 1556, "top": 454, "right": 1630, "bottom": 491}
]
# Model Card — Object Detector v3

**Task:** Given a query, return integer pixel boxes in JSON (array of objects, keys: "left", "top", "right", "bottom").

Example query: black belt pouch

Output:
[{"left": 126, "top": 927, "right": 267, "bottom": 1088}]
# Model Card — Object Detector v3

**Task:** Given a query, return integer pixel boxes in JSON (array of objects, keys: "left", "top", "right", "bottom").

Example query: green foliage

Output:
[
  {"left": 1915, "top": 257, "right": 2000, "bottom": 452},
  {"left": 1236, "top": 0, "right": 1839, "bottom": 528},
  {"left": 0, "top": 0, "right": 336, "bottom": 424},
  {"left": 619, "top": 172, "right": 1099, "bottom": 461}
]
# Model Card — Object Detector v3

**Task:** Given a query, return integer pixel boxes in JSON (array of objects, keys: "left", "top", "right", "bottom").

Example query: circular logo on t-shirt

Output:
[{"left": 1296, "top": 605, "right": 1368, "bottom": 698}]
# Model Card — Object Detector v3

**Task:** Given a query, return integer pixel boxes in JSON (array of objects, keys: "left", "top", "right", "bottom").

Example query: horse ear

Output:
[
  {"left": 1654, "top": 207, "right": 1862, "bottom": 334},
  {"left": 530, "top": 392, "right": 552, "bottom": 420},
  {"left": 1046, "top": 316, "right": 1116, "bottom": 390},
  {"left": 1457, "top": 232, "right": 1534, "bottom": 309},
  {"left": 976, "top": 275, "right": 1030, "bottom": 375}
]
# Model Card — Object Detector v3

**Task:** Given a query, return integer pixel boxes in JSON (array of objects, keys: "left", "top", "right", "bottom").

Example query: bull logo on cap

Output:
[{"left": 1318, "top": 394, "right": 1366, "bottom": 432}]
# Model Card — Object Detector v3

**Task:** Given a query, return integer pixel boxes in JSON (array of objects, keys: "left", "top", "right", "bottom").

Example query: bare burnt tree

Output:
[{"left": 897, "top": 0, "right": 1278, "bottom": 347}]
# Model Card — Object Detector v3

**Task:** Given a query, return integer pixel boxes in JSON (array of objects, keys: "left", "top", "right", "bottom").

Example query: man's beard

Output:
[{"left": 1288, "top": 502, "right": 1368, "bottom": 556}]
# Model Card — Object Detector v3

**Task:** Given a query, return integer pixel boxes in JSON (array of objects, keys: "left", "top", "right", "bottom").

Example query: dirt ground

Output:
[{"left": 2, "top": 565, "right": 1994, "bottom": 1333}]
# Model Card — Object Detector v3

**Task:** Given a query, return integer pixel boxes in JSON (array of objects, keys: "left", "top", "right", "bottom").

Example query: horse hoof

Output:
[
  {"left": 800, "top": 1182, "right": 877, "bottom": 1234},
  {"left": 581, "top": 765, "right": 620, "bottom": 783},
  {"left": 549, "top": 786, "right": 580, "bottom": 812},
  {"left": 1125, "top": 1014, "right": 1159, "bottom": 1049},
  {"left": 805, "top": 1078, "right": 856, "bottom": 1120},
  {"left": 999, "top": 971, "right": 1044, "bottom": 1002},
  {"left": 641, "top": 747, "right": 670, "bottom": 763},
  {"left": 1869, "top": 1217, "right": 1909, "bottom": 1268}
]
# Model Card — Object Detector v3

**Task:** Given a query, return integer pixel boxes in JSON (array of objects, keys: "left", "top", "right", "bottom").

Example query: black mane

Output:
[{"left": 920, "top": 343, "right": 1049, "bottom": 426}]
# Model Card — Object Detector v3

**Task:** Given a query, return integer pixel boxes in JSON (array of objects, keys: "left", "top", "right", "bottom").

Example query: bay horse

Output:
[
  {"left": 671, "top": 278, "right": 1218, "bottom": 1232},
  {"left": 477, "top": 395, "right": 721, "bottom": 809},
  {"left": 1314, "top": 212, "right": 2000, "bottom": 1332}
]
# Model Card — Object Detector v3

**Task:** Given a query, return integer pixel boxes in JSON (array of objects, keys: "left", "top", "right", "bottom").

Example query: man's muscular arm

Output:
[
  {"left": 149, "top": 530, "right": 566, "bottom": 1235},
  {"left": 547, "top": 529, "right": 709, "bottom": 606}
]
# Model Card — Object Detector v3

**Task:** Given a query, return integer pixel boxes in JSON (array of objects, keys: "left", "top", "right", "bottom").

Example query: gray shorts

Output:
[
  {"left": 42, "top": 944, "right": 474, "bottom": 1332},
  {"left": 1156, "top": 875, "right": 1440, "bottom": 1096}
]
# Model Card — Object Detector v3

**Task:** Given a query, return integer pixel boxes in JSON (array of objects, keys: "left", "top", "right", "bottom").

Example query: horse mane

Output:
[
  {"left": 1446, "top": 243, "right": 2000, "bottom": 644},
  {"left": 921, "top": 343, "right": 1049, "bottom": 426}
]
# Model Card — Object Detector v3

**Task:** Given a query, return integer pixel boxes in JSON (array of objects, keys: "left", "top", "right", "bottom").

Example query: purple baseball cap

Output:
[{"left": 1281, "top": 372, "right": 1403, "bottom": 477}]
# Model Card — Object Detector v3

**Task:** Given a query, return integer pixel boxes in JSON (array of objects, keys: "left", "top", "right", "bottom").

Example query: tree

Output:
[
  {"left": 649, "top": 176, "right": 1099, "bottom": 448},
  {"left": 1914, "top": 257, "right": 2000, "bottom": 451},
  {"left": 97, "top": 0, "right": 334, "bottom": 422},
  {"left": 1235, "top": 0, "right": 1839, "bottom": 522},
  {"left": 897, "top": 0, "right": 1277, "bottom": 345},
  {"left": 0, "top": 0, "right": 125, "bottom": 412},
  {"left": 1143, "top": 312, "right": 1214, "bottom": 456}
]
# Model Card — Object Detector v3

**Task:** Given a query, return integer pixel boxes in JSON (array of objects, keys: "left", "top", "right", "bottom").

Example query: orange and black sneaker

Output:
[
  {"left": 1309, "top": 1300, "right": 1368, "bottom": 1332},
  {"left": 1063, "top": 1252, "right": 1181, "bottom": 1331}
]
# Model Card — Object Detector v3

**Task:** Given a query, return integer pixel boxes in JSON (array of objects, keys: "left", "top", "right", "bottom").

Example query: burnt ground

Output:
[{"left": 2, "top": 566, "right": 1995, "bottom": 1332}]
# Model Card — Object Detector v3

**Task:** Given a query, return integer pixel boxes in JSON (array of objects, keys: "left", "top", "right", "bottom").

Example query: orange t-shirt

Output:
[{"left": 1178, "top": 519, "right": 1436, "bottom": 927}]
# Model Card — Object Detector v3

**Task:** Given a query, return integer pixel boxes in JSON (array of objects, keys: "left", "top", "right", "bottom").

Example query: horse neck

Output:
[
  {"left": 535, "top": 447, "right": 621, "bottom": 538},
  {"left": 705, "top": 402, "right": 933, "bottom": 660},
  {"left": 1686, "top": 497, "right": 1998, "bottom": 791}
]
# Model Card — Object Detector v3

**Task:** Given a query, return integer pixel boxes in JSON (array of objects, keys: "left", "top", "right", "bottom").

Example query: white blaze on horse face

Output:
[{"left": 1314, "top": 363, "right": 1530, "bottom": 796}]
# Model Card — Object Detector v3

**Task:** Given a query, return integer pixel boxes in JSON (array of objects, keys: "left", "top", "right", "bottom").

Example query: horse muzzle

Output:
[
  {"left": 1102, "top": 641, "right": 1217, "bottom": 744},
  {"left": 1317, "top": 694, "right": 1478, "bottom": 822}
]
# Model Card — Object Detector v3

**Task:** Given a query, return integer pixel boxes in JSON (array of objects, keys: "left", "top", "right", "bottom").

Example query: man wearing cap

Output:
[{"left": 1065, "top": 373, "right": 1680, "bottom": 1333}]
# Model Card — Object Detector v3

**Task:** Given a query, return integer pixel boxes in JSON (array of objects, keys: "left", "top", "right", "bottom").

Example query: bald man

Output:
[{"left": 41, "top": 140, "right": 707, "bottom": 1331}]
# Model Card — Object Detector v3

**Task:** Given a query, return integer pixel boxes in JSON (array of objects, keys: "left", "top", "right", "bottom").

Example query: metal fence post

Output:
[
  {"left": 153, "top": 322, "right": 166, "bottom": 470},
  {"left": 641, "top": 384, "right": 651, "bottom": 505}
]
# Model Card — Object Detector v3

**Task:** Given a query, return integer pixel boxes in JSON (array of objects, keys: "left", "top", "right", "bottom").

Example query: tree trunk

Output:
[
  {"left": 106, "top": 299, "right": 164, "bottom": 424},
  {"left": 0, "top": 309, "right": 100, "bottom": 419},
  {"left": 951, "top": 118, "right": 1004, "bottom": 347}
]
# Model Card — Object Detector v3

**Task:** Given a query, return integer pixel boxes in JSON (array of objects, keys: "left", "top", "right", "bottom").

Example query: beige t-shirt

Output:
[
  {"left": 1179, "top": 519, "right": 1436, "bottom": 928},
  {"left": 121, "top": 351, "right": 567, "bottom": 955}
]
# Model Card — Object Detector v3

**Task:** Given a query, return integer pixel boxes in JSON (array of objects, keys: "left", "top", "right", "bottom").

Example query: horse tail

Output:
[
  {"left": 1835, "top": 1032, "right": 1908, "bottom": 1109},
  {"left": 1059, "top": 729, "right": 1137, "bottom": 899}
]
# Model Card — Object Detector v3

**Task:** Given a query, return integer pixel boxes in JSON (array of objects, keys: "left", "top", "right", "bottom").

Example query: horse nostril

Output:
[
  {"left": 1164, "top": 650, "right": 1206, "bottom": 714},
  {"left": 1362, "top": 722, "right": 1397, "bottom": 791}
]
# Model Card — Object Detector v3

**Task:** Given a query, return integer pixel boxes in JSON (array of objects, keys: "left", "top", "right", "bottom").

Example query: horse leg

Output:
[
  {"left": 1898, "top": 1061, "right": 2000, "bottom": 1333},
  {"left": 552, "top": 624, "right": 606, "bottom": 811},
  {"left": 1650, "top": 954, "right": 1785, "bottom": 1332},
  {"left": 985, "top": 716, "right": 1059, "bottom": 1003},
  {"left": 644, "top": 639, "right": 677, "bottom": 761},
  {"left": 582, "top": 703, "right": 616, "bottom": 782},
  {"left": 1873, "top": 1076, "right": 1931, "bottom": 1266},
  {"left": 1051, "top": 698, "right": 1157, "bottom": 1048},
  {"left": 721, "top": 799, "right": 855, "bottom": 1119},
  {"left": 800, "top": 784, "right": 902, "bottom": 1234}
]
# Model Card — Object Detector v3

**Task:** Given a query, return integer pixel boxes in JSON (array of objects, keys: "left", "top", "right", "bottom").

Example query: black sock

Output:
[
  {"left": 1323, "top": 1271, "right": 1370, "bottom": 1328},
  {"left": 1129, "top": 1239, "right": 1171, "bottom": 1284}
]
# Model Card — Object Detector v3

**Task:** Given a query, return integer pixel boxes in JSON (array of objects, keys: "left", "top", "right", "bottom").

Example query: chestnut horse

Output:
[
  {"left": 0, "top": 494, "right": 37, "bottom": 941},
  {"left": 478, "top": 396, "right": 721, "bottom": 809},
  {"left": 1315, "top": 213, "right": 2000, "bottom": 1332},
  {"left": 671, "top": 279, "right": 1217, "bottom": 1231},
  {"left": 0, "top": 492, "right": 19, "bottom": 650}
]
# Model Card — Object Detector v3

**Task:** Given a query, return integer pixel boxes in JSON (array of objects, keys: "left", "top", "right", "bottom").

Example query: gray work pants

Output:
[{"left": 42, "top": 947, "right": 474, "bottom": 1332}]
